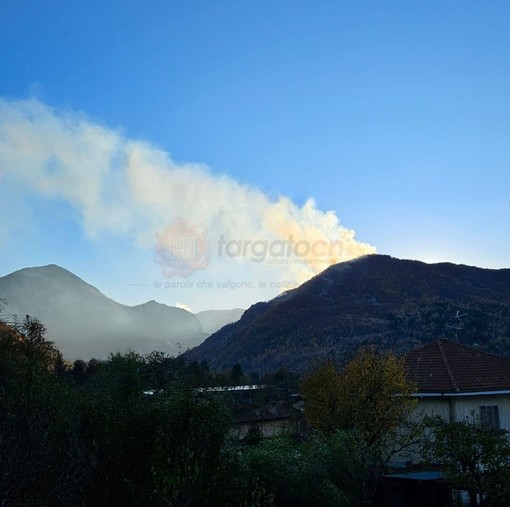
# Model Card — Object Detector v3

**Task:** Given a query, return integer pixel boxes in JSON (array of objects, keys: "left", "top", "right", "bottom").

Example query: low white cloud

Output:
[{"left": 175, "top": 301, "right": 193, "bottom": 313}]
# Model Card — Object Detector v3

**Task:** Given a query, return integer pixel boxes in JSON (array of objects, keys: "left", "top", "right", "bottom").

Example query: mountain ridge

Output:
[
  {"left": 0, "top": 265, "right": 244, "bottom": 360},
  {"left": 185, "top": 255, "right": 510, "bottom": 374}
]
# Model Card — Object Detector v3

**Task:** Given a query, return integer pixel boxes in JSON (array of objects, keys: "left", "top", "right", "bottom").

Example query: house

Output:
[
  {"left": 196, "top": 384, "right": 297, "bottom": 439},
  {"left": 381, "top": 340, "right": 510, "bottom": 506},
  {"left": 405, "top": 339, "right": 510, "bottom": 429},
  {"left": 231, "top": 400, "right": 292, "bottom": 440}
]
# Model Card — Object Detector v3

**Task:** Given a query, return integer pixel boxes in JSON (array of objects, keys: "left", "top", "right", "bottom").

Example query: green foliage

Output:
[
  {"left": 241, "top": 432, "right": 364, "bottom": 506},
  {"left": 0, "top": 320, "right": 91, "bottom": 505},
  {"left": 230, "top": 362, "right": 244, "bottom": 384},
  {"left": 0, "top": 320, "right": 238, "bottom": 506},
  {"left": 300, "top": 348, "right": 420, "bottom": 502},
  {"left": 82, "top": 352, "right": 153, "bottom": 504},
  {"left": 262, "top": 368, "right": 299, "bottom": 390},
  {"left": 336, "top": 348, "right": 417, "bottom": 456},
  {"left": 424, "top": 415, "right": 510, "bottom": 507},
  {"left": 244, "top": 423, "right": 264, "bottom": 444},
  {"left": 82, "top": 353, "right": 234, "bottom": 505},
  {"left": 300, "top": 361, "right": 343, "bottom": 432},
  {"left": 0, "top": 316, "right": 401, "bottom": 506},
  {"left": 149, "top": 386, "right": 232, "bottom": 506},
  {"left": 301, "top": 349, "right": 417, "bottom": 460},
  {"left": 18, "top": 314, "right": 64, "bottom": 368}
]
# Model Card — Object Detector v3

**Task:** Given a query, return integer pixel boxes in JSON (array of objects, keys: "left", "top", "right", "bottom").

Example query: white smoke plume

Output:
[{"left": 0, "top": 98, "right": 376, "bottom": 284}]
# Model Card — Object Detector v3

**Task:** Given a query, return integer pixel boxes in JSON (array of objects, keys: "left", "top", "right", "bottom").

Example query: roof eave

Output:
[{"left": 414, "top": 389, "right": 510, "bottom": 398}]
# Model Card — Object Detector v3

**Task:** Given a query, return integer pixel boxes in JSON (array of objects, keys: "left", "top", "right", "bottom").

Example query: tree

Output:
[
  {"left": 17, "top": 314, "right": 63, "bottom": 369},
  {"left": 301, "top": 348, "right": 419, "bottom": 502},
  {"left": 335, "top": 348, "right": 418, "bottom": 458},
  {"left": 300, "top": 361, "right": 343, "bottom": 432},
  {"left": 72, "top": 359, "right": 87, "bottom": 385},
  {"left": 0, "top": 320, "right": 91, "bottom": 505},
  {"left": 149, "top": 385, "right": 234, "bottom": 506},
  {"left": 231, "top": 362, "right": 244, "bottom": 384},
  {"left": 424, "top": 414, "right": 510, "bottom": 507}
]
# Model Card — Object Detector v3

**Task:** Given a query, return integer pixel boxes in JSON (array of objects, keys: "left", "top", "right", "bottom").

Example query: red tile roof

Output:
[{"left": 405, "top": 339, "right": 510, "bottom": 394}]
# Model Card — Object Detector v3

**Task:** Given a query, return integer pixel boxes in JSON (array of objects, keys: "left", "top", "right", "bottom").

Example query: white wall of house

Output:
[
  {"left": 390, "top": 393, "right": 510, "bottom": 467},
  {"left": 415, "top": 398, "right": 451, "bottom": 421},
  {"left": 415, "top": 393, "right": 510, "bottom": 430},
  {"left": 452, "top": 395, "right": 510, "bottom": 430}
]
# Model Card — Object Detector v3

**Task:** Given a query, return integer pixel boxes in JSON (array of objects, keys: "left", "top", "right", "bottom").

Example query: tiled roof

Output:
[{"left": 405, "top": 339, "right": 510, "bottom": 394}]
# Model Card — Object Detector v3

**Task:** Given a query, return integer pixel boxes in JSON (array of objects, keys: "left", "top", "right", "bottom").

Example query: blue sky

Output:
[{"left": 0, "top": 1, "right": 509, "bottom": 312}]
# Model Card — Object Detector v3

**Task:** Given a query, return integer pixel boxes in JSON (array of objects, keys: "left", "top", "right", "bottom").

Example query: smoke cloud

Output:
[{"left": 0, "top": 98, "right": 376, "bottom": 285}]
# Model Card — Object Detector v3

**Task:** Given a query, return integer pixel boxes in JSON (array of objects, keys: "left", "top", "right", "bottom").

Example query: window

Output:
[{"left": 480, "top": 405, "right": 500, "bottom": 430}]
